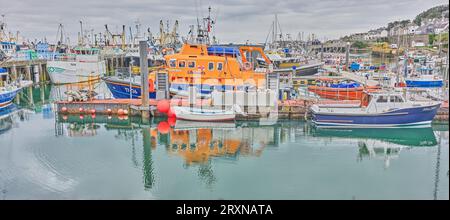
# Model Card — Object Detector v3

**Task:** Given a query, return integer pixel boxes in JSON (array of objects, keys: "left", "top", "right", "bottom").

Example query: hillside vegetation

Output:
[{"left": 414, "top": 4, "right": 449, "bottom": 25}]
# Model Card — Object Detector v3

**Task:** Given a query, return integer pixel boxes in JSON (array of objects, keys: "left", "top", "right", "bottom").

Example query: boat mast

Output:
[
  {"left": 79, "top": 20, "right": 84, "bottom": 46},
  {"left": 0, "top": 15, "right": 5, "bottom": 42}
]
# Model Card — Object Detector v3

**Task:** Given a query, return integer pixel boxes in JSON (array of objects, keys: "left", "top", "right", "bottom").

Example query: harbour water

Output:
[{"left": 0, "top": 85, "right": 448, "bottom": 200}]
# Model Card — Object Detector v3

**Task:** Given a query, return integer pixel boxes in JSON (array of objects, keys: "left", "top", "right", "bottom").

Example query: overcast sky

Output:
[{"left": 1, "top": 0, "right": 448, "bottom": 44}]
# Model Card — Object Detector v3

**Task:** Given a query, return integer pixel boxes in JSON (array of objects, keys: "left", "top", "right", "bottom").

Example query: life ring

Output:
[
  {"left": 243, "top": 62, "right": 252, "bottom": 71},
  {"left": 148, "top": 79, "right": 155, "bottom": 92}
]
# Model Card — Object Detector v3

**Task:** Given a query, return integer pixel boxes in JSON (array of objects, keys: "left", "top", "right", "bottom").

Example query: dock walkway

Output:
[{"left": 323, "top": 65, "right": 379, "bottom": 87}]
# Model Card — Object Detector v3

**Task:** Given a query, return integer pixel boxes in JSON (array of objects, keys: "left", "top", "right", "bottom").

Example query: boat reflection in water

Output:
[
  {"left": 57, "top": 115, "right": 277, "bottom": 162},
  {"left": 54, "top": 114, "right": 444, "bottom": 189},
  {"left": 310, "top": 125, "right": 439, "bottom": 168},
  {"left": 167, "top": 120, "right": 273, "bottom": 166},
  {"left": 56, "top": 115, "right": 441, "bottom": 167},
  {"left": 0, "top": 104, "right": 18, "bottom": 134}
]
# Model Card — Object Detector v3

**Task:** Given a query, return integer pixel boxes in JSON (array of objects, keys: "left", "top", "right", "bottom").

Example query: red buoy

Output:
[
  {"left": 156, "top": 100, "right": 170, "bottom": 114},
  {"left": 167, "top": 117, "right": 176, "bottom": 127},
  {"left": 79, "top": 107, "right": 84, "bottom": 113},
  {"left": 61, "top": 107, "right": 68, "bottom": 113},
  {"left": 157, "top": 121, "right": 170, "bottom": 134},
  {"left": 91, "top": 114, "right": 96, "bottom": 119},
  {"left": 118, "top": 109, "right": 124, "bottom": 115},
  {"left": 90, "top": 109, "right": 96, "bottom": 114}
]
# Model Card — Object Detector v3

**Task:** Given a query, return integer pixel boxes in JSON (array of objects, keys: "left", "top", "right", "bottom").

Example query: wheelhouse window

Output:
[
  {"left": 178, "top": 60, "right": 186, "bottom": 68},
  {"left": 169, "top": 59, "right": 177, "bottom": 68},
  {"left": 208, "top": 62, "right": 214, "bottom": 71},
  {"left": 188, "top": 61, "right": 196, "bottom": 68},
  {"left": 217, "top": 62, "right": 223, "bottom": 71},
  {"left": 390, "top": 95, "right": 404, "bottom": 103},
  {"left": 376, "top": 96, "right": 388, "bottom": 103}
]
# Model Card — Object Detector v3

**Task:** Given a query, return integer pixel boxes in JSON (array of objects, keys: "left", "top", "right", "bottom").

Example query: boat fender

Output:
[{"left": 148, "top": 79, "right": 155, "bottom": 92}]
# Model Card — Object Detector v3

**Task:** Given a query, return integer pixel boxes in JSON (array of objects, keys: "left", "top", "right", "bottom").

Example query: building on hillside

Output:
[{"left": 364, "top": 28, "right": 388, "bottom": 40}]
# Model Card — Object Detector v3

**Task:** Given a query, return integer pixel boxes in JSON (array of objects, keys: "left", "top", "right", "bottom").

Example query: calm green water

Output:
[{"left": 0, "top": 85, "right": 448, "bottom": 200}]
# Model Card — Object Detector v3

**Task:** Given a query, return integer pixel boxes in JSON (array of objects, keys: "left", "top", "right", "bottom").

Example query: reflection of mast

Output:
[
  {"left": 433, "top": 131, "right": 442, "bottom": 200},
  {"left": 197, "top": 161, "right": 216, "bottom": 188},
  {"left": 142, "top": 127, "right": 155, "bottom": 190}
]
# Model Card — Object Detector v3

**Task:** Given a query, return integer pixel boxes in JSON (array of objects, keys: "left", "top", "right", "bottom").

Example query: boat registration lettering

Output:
[
  {"left": 124, "top": 87, "right": 138, "bottom": 94},
  {"left": 422, "top": 106, "right": 437, "bottom": 111}
]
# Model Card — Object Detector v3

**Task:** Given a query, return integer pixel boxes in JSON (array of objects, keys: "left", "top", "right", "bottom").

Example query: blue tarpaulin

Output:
[{"left": 350, "top": 62, "right": 360, "bottom": 71}]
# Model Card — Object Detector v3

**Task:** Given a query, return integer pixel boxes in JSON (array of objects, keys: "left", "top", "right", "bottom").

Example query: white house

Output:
[
  {"left": 408, "top": 24, "right": 419, "bottom": 34},
  {"left": 364, "top": 29, "right": 388, "bottom": 40}
]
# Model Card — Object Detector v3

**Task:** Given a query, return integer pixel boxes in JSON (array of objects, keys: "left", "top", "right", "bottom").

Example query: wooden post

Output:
[
  {"left": 111, "top": 57, "right": 115, "bottom": 75},
  {"left": 345, "top": 42, "right": 350, "bottom": 71},
  {"left": 12, "top": 64, "right": 17, "bottom": 81},
  {"left": 25, "top": 65, "right": 31, "bottom": 81},
  {"left": 38, "top": 64, "right": 44, "bottom": 84},
  {"left": 320, "top": 43, "right": 324, "bottom": 62},
  {"left": 140, "top": 41, "right": 150, "bottom": 120}
]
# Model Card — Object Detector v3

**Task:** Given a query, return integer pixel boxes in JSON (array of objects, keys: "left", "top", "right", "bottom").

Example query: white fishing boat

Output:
[
  {"left": 47, "top": 47, "right": 106, "bottom": 84},
  {"left": 172, "top": 105, "right": 244, "bottom": 122}
]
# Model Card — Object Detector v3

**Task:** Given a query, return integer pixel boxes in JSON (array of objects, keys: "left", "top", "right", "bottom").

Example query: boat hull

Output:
[
  {"left": 308, "top": 86, "right": 364, "bottom": 100},
  {"left": 0, "top": 88, "right": 20, "bottom": 110},
  {"left": 47, "top": 60, "right": 106, "bottom": 84},
  {"left": 103, "top": 77, "right": 156, "bottom": 99},
  {"left": 311, "top": 104, "right": 441, "bottom": 128},
  {"left": 405, "top": 79, "right": 443, "bottom": 88},
  {"left": 274, "top": 62, "right": 322, "bottom": 76},
  {"left": 173, "top": 106, "right": 235, "bottom": 122}
]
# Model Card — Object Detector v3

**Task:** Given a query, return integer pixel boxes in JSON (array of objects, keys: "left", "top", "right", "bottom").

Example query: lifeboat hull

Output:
[{"left": 308, "top": 86, "right": 364, "bottom": 100}]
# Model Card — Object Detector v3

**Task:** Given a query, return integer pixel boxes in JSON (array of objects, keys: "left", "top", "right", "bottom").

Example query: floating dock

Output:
[{"left": 54, "top": 97, "right": 449, "bottom": 122}]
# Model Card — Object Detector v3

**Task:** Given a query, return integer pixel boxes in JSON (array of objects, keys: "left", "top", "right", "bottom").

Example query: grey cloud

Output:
[{"left": 1, "top": 0, "right": 447, "bottom": 44}]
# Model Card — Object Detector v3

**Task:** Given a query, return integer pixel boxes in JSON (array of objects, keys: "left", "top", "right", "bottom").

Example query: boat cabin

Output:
[
  {"left": 362, "top": 92, "right": 407, "bottom": 112},
  {"left": 72, "top": 47, "right": 100, "bottom": 55},
  {"left": 0, "top": 41, "right": 16, "bottom": 56},
  {"left": 164, "top": 44, "right": 272, "bottom": 91}
]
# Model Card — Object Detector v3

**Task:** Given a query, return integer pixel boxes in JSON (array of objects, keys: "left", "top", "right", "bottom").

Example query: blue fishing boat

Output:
[
  {"left": 0, "top": 104, "right": 18, "bottom": 134},
  {"left": 0, "top": 86, "right": 21, "bottom": 110},
  {"left": 310, "top": 92, "right": 441, "bottom": 128},
  {"left": 0, "top": 68, "right": 21, "bottom": 110},
  {"left": 405, "top": 67, "right": 443, "bottom": 88},
  {"left": 102, "top": 75, "right": 156, "bottom": 99},
  {"left": 405, "top": 77, "right": 444, "bottom": 88}
]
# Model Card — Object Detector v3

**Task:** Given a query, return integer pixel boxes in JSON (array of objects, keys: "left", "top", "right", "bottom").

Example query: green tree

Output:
[{"left": 352, "top": 41, "right": 368, "bottom": 49}]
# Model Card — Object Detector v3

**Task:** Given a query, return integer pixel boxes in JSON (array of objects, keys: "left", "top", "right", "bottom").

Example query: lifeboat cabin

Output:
[{"left": 164, "top": 44, "right": 272, "bottom": 98}]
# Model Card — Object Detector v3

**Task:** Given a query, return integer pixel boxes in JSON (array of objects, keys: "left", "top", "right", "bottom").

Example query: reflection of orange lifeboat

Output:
[
  {"left": 308, "top": 79, "right": 364, "bottom": 100},
  {"left": 168, "top": 128, "right": 243, "bottom": 165}
]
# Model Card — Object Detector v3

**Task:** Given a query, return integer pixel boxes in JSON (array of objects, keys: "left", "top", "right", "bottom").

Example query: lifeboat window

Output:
[
  {"left": 208, "top": 62, "right": 214, "bottom": 71},
  {"left": 376, "top": 96, "right": 388, "bottom": 103},
  {"left": 169, "top": 59, "right": 176, "bottom": 68},
  {"left": 390, "top": 95, "right": 404, "bottom": 103},
  {"left": 178, "top": 60, "right": 186, "bottom": 68},
  {"left": 217, "top": 62, "right": 223, "bottom": 71},
  {"left": 188, "top": 61, "right": 196, "bottom": 68}
]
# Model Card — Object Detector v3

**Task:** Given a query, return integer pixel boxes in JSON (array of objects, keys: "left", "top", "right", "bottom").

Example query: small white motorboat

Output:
[{"left": 172, "top": 105, "right": 244, "bottom": 122}]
